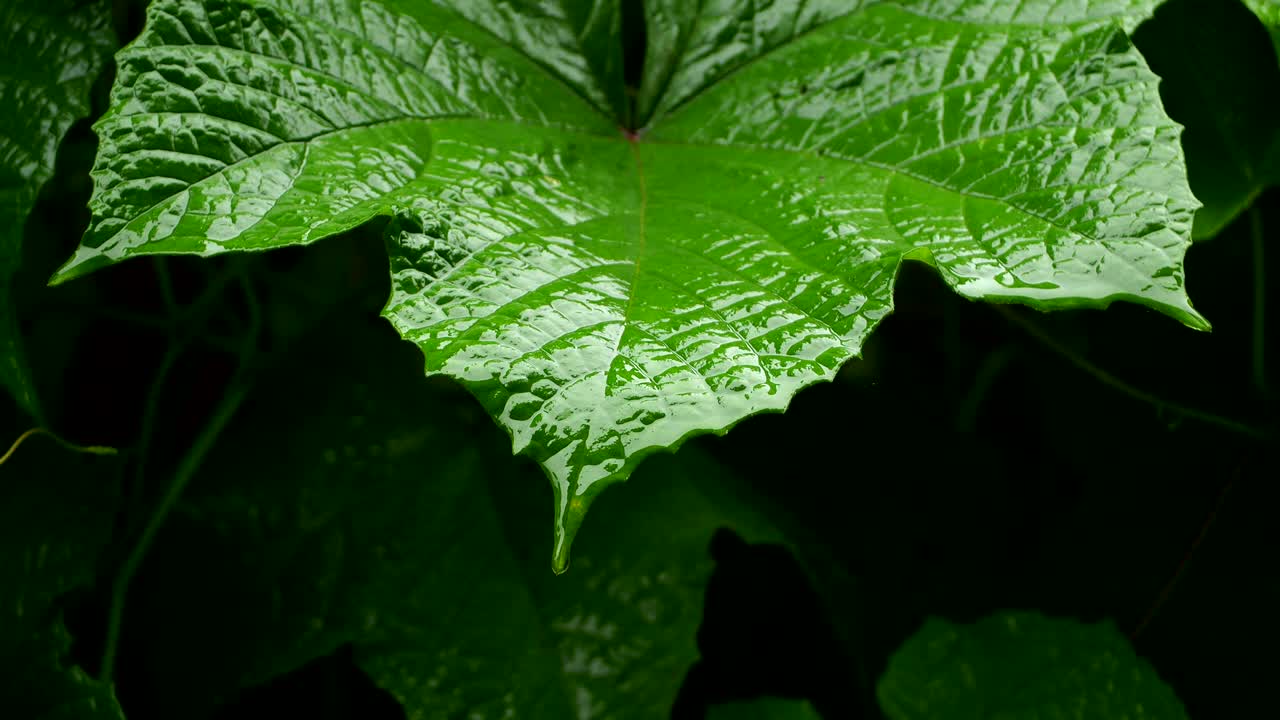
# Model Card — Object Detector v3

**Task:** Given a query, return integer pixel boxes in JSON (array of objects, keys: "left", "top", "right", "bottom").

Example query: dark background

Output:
[{"left": 5, "top": 0, "right": 1278, "bottom": 717}]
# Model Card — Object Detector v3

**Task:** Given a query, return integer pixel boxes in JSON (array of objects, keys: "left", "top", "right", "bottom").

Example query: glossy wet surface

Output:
[{"left": 51, "top": 0, "right": 1205, "bottom": 567}]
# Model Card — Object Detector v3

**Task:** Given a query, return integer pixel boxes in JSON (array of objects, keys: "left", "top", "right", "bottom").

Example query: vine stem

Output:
[
  {"left": 153, "top": 257, "right": 177, "bottom": 316},
  {"left": 994, "top": 306, "right": 1268, "bottom": 440},
  {"left": 99, "top": 378, "right": 249, "bottom": 681},
  {"left": 1250, "top": 206, "right": 1266, "bottom": 397},
  {"left": 129, "top": 345, "right": 182, "bottom": 500},
  {"left": 100, "top": 261, "right": 262, "bottom": 682},
  {"left": 0, "top": 427, "right": 117, "bottom": 466},
  {"left": 1130, "top": 472, "right": 1236, "bottom": 640}
]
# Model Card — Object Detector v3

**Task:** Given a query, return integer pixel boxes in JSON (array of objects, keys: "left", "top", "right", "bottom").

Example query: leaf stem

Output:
[
  {"left": 127, "top": 344, "right": 182, "bottom": 506},
  {"left": 1250, "top": 206, "right": 1266, "bottom": 397},
  {"left": 995, "top": 306, "right": 1269, "bottom": 440},
  {"left": 237, "top": 272, "right": 262, "bottom": 356},
  {"left": 126, "top": 261, "right": 243, "bottom": 505},
  {"left": 1130, "top": 472, "right": 1236, "bottom": 640},
  {"left": 99, "top": 263, "right": 262, "bottom": 682},
  {"left": 98, "top": 377, "right": 249, "bottom": 681},
  {"left": 153, "top": 257, "right": 177, "bottom": 317},
  {"left": 0, "top": 427, "right": 117, "bottom": 466}
]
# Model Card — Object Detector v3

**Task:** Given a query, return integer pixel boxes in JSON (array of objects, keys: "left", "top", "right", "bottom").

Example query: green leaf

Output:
[
  {"left": 707, "top": 698, "right": 824, "bottom": 720},
  {"left": 635, "top": 1, "right": 1163, "bottom": 126},
  {"left": 406, "top": 0, "right": 628, "bottom": 123},
  {"left": 1244, "top": 0, "right": 1280, "bottom": 59},
  {"left": 123, "top": 320, "right": 785, "bottom": 718},
  {"left": 1134, "top": 0, "right": 1280, "bottom": 240},
  {"left": 0, "top": 0, "right": 114, "bottom": 419},
  {"left": 877, "top": 612, "right": 1188, "bottom": 719},
  {"left": 54, "top": 0, "right": 1206, "bottom": 566},
  {"left": 0, "top": 438, "right": 126, "bottom": 719}
]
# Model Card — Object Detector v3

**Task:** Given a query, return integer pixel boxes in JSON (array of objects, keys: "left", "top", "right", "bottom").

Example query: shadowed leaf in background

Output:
[{"left": 0, "top": 0, "right": 115, "bottom": 419}]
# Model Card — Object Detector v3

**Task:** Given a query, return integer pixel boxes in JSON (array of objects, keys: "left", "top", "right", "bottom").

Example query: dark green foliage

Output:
[{"left": 2, "top": 1, "right": 1277, "bottom": 718}]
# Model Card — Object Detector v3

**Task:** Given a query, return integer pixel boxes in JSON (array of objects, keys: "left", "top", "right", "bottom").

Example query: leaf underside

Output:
[
  {"left": 877, "top": 611, "right": 1189, "bottom": 719},
  {"left": 53, "top": 0, "right": 1205, "bottom": 567},
  {"left": 0, "top": 0, "right": 115, "bottom": 418}
]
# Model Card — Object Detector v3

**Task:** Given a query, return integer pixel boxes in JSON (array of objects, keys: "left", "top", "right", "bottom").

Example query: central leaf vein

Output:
[{"left": 608, "top": 140, "right": 650, "bottom": 390}]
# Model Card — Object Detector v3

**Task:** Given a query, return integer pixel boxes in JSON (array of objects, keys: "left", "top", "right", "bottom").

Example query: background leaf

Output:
[
  {"left": 0, "top": 437, "right": 126, "bottom": 719},
  {"left": 57, "top": 0, "right": 1208, "bottom": 565},
  {"left": 1244, "top": 0, "right": 1280, "bottom": 59},
  {"left": 706, "top": 698, "right": 823, "bottom": 720},
  {"left": 1133, "top": 0, "right": 1280, "bottom": 240},
  {"left": 0, "top": 0, "right": 115, "bottom": 418},
  {"left": 877, "top": 611, "right": 1189, "bottom": 719},
  {"left": 116, "top": 317, "right": 794, "bottom": 719}
]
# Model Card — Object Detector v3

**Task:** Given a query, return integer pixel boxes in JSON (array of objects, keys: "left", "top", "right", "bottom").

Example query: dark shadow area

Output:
[
  {"left": 212, "top": 646, "right": 406, "bottom": 720},
  {"left": 671, "top": 529, "right": 860, "bottom": 720},
  {"left": 699, "top": 211, "right": 1278, "bottom": 717},
  {"left": 7, "top": 2, "right": 1278, "bottom": 718}
]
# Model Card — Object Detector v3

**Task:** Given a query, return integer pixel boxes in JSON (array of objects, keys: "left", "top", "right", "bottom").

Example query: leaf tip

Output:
[
  {"left": 48, "top": 246, "right": 109, "bottom": 287},
  {"left": 551, "top": 492, "right": 593, "bottom": 575},
  {"left": 1170, "top": 299, "right": 1212, "bottom": 332},
  {"left": 1185, "top": 312, "right": 1212, "bottom": 332},
  {"left": 551, "top": 549, "right": 571, "bottom": 575}
]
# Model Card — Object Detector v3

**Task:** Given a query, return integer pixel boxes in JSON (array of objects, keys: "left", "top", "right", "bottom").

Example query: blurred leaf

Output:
[
  {"left": 0, "top": 0, "right": 115, "bottom": 418},
  {"left": 1244, "top": 0, "right": 1280, "bottom": 58},
  {"left": 124, "top": 318, "right": 789, "bottom": 719},
  {"left": 877, "top": 611, "right": 1188, "bottom": 719},
  {"left": 0, "top": 435, "right": 125, "bottom": 719},
  {"left": 1134, "top": 0, "right": 1280, "bottom": 240},
  {"left": 707, "top": 698, "right": 823, "bottom": 720}
]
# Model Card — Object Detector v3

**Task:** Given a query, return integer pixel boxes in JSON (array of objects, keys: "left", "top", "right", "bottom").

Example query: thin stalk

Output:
[
  {"left": 1250, "top": 206, "right": 1266, "bottom": 396},
  {"left": 127, "top": 344, "right": 182, "bottom": 504},
  {"left": 996, "top": 306, "right": 1268, "bottom": 440},
  {"left": 98, "top": 378, "right": 249, "bottom": 681},
  {"left": 0, "top": 427, "right": 117, "bottom": 466},
  {"left": 236, "top": 271, "right": 262, "bottom": 357},
  {"left": 100, "top": 262, "right": 262, "bottom": 682},
  {"left": 954, "top": 345, "right": 1015, "bottom": 432},
  {"left": 153, "top": 257, "right": 177, "bottom": 317},
  {"left": 177, "top": 260, "right": 246, "bottom": 339},
  {"left": 1131, "top": 473, "right": 1236, "bottom": 639},
  {"left": 126, "top": 263, "right": 233, "bottom": 502}
]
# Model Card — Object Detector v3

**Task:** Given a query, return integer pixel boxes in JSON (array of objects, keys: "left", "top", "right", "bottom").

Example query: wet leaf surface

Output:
[{"left": 56, "top": 0, "right": 1206, "bottom": 563}]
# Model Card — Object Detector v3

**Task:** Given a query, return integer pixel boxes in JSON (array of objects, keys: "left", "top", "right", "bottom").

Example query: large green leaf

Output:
[
  {"left": 52, "top": 0, "right": 1206, "bottom": 566},
  {"left": 0, "top": 439, "right": 126, "bottom": 719},
  {"left": 0, "top": 0, "right": 115, "bottom": 418},
  {"left": 877, "top": 612, "right": 1188, "bottom": 719},
  {"left": 1134, "top": 0, "right": 1280, "bottom": 240},
  {"left": 122, "top": 319, "right": 786, "bottom": 718}
]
